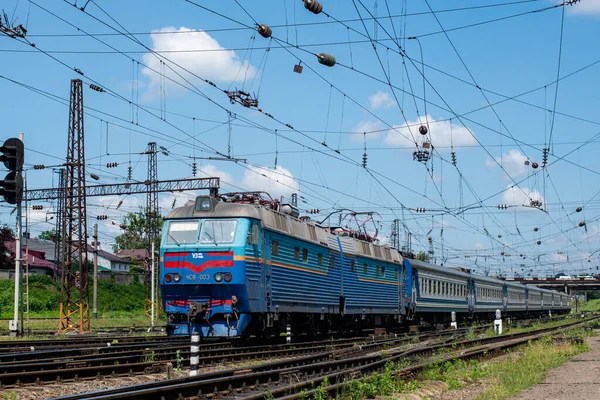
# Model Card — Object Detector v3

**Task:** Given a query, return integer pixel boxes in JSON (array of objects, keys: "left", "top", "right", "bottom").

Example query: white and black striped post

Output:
[
  {"left": 189, "top": 332, "right": 200, "bottom": 376},
  {"left": 286, "top": 324, "right": 291, "bottom": 344}
]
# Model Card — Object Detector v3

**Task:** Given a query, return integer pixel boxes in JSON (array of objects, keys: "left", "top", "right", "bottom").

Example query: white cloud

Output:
[
  {"left": 473, "top": 242, "right": 485, "bottom": 250},
  {"left": 142, "top": 26, "right": 257, "bottom": 99},
  {"left": 197, "top": 164, "right": 234, "bottom": 185},
  {"left": 368, "top": 91, "right": 394, "bottom": 110},
  {"left": 486, "top": 149, "right": 528, "bottom": 177},
  {"left": 241, "top": 165, "right": 300, "bottom": 200},
  {"left": 384, "top": 115, "right": 476, "bottom": 150},
  {"left": 351, "top": 120, "right": 386, "bottom": 141},
  {"left": 502, "top": 185, "right": 544, "bottom": 207},
  {"left": 567, "top": 0, "right": 600, "bottom": 16}
]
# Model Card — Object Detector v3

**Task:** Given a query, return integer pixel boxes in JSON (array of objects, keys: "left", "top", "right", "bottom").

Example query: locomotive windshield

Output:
[
  {"left": 200, "top": 219, "right": 237, "bottom": 245},
  {"left": 166, "top": 220, "right": 200, "bottom": 244}
]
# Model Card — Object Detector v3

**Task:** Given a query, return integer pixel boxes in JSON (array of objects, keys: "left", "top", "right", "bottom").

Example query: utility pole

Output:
[
  {"left": 9, "top": 132, "right": 24, "bottom": 337},
  {"left": 93, "top": 223, "right": 98, "bottom": 319},
  {"left": 144, "top": 142, "right": 159, "bottom": 318},
  {"left": 59, "top": 79, "right": 90, "bottom": 334},
  {"left": 151, "top": 240, "right": 155, "bottom": 328},
  {"left": 54, "top": 168, "right": 65, "bottom": 269}
]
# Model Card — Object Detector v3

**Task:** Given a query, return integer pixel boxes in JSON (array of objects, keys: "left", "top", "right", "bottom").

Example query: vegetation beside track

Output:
[
  {"left": 338, "top": 325, "right": 596, "bottom": 400},
  {"left": 0, "top": 276, "right": 160, "bottom": 332},
  {"left": 580, "top": 298, "right": 600, "bottom": 312}
]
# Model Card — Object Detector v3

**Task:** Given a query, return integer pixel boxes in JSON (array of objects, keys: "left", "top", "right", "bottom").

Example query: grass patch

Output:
[
  {"left": 413, "top": 327, "right": 595, "bottom": 400},
  {"left": 580, "top": 299, "right": 600, "bottom": 312}
]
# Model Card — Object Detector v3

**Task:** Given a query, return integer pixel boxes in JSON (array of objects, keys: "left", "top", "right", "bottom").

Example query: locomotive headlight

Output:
[
  {"left": 214, "top": 272, "right": 223, "bottom": 282},
  {"left": 224, "top": 272, "right": 233, "bottom": 282},
  {"left": 173, "top": 273, "right": 181, "bottom": 282}
]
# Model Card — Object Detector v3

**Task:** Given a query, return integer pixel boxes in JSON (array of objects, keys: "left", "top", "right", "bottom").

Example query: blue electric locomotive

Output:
[{"left": 160, "top": 192, "right": 571, "bottom": 337}]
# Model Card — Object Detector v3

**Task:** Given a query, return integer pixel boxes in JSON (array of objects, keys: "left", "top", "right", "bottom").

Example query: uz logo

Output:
[{"left": 191, "top": 253, "right": 204, "bottom": 259}]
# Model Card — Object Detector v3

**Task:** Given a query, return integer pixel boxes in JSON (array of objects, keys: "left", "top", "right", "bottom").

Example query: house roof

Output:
[
  {"left": 22, "top": 238, "right": 57, "bottom": 262},
  {"left": 116, "top": 248, "right": 149, "bottom": 261},
  {"left": 4, "top": 240, "right": 57, "bottom": 271},
  {"left": 87, "top": 245, "right": 131, "bottom": 264}
]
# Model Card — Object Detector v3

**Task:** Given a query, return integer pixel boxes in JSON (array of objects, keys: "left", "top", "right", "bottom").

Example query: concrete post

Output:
[
  {"left": 494, "top": 309, "right": 502, "bottom": 335},
  {"left": 93, "top": 224, "right": 98, "bottom": 319},
  {"left": 450, "top": 311, "right": 457, "bottom": 330},
  {"left": 189, "top": 332, "right": 200, "bottom": 376}
]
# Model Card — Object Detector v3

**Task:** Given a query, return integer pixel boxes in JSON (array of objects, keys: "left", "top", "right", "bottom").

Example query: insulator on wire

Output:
[
  {"left": 498, "top": 234, "right": 502, "bottom": 238},
  {"left": 127, "top": 165, "right": 132, "bottom": 180},
  {"left": 33, "top": 164, "right": 45, "bottom": 170},
  {"left": 576, "top": 206, "right": 583, "bottom": 212},
  {"left": 257, "top": 24, "right": 272, "bottom": 38},
  {"left": 90, "top": 173, "right": 100, "bottom": 180},
  {"left": 451, "top": 152, "right": 457, "bottom": 166},
  {"left": 89, "top": 84, "right": 104, "bottom": 92},
  {"left": 307, "top": 209, "right": 320, "bottom": 214},
  {"left": 419, "top": 125, "right": 428, "bottom": 135},
  {"left": 537, "top": 240, "right": 541, "bottom": 245},
  {"left": 106, "top": 162, "right": 118, "bottom": 168},
  {"left": 116, "top": 200, "right": 123, "bottom": 209},
  {"left": 172, "top": 198, "right": 177, "bottom": 209},
  {"left": 317, "top": 53, "right": 336, "bottom": 67},
  {"left": 32, "top": 205, "right": 43, "bottom": 210},
  {"left": 542, "top": 146, "right": 548, "bottom": 167},
  {"left": 303, "top": 0, "right": 323, "bottom": 14},
  {"left": 415, "top": 208, "right": 426, "bottom": 213},
  {"left": 96, "top": 215, "right": 108, "bottom": 220},
  {"left": 362, "top": 152, "right": 367, "bottom": 168},
  {"left": 484, "top": 228, "right": 489, "bottom": 235},
  {"left": 533, "top": 227, "right": 539, "bottom": 232},
  {"left": 192, "top": 161, "right": 197, "bottom": 177},
  {"left": 531, "top": 162, "right": 539, "bottom": 169},
  {"left": 497, "top": 204, "right": 509, "bottom": 209},
  {"left": 579, "top": 221, "right": 586, "bottom": 227},
  {"left": 501, "top": 251, "right": 505, "bottom": 256}
]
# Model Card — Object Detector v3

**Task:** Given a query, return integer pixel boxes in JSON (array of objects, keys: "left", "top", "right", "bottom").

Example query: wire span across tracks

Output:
[{"left": 22, "top": 177, "right": 220, "bottom": 201}]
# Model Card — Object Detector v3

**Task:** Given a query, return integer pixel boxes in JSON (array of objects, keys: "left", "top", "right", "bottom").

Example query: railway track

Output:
[
  {"left": 0, "top": 329, "right": 469, "bottom": 388},
  {"left": 50, "top": 316, "right": 595, "bottom": 400}
]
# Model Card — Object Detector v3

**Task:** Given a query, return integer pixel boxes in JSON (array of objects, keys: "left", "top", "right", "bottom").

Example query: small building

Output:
[
  {"left": 1, "top": 239, "right": 58, "bottom": 278},
  {"left": 116, "top": 248, "right": 149, "bottom": 263},
  {"left": 87, "top": 246, "right": 131, "bottom": 273}
]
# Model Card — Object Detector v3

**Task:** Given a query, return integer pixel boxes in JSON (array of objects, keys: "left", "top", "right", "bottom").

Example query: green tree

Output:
[
  {"left": 416, "top": 250, "right": 429, "bottom": 262},
  {"left": 38, "top": 229, "right": 59, "bottom": 242},
  {"left": 0, "top": 225, "right": 15, "bottom": 269},
  {"left": 113, "top": 211, "right": 162, "bottom": 252}
]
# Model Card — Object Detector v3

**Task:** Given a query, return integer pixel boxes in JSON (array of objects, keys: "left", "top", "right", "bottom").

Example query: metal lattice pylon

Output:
[
  {"left": 59, "top": 79, "right": 90, "bottom": 333},
  {"left": 144, "top": 142, "right": 160, "bottom": 317}
]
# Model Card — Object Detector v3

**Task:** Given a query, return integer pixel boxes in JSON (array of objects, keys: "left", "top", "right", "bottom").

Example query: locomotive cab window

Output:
[
  {"left": 350, "top": 260, "right": 355, "bottom": 272},
  {"left": 294, "top": 247, "right": 300, "bottom": 260},
  {"left": 318, "top": 253, "right": 323, "bottom": 266},
  {"left": 167, "top": 220, "right": 199, "bottom": 244},
  {"left": 302, "top": 248, "right": 308, "bottom": 262},
  {"left": 363, "top": 263, "right": 368, "bottom": 274},
  {"left": 200, "top": 220, "right": 237, "bottom": 244},
  {"left": 271, "top": 240, "right": 279, "bottom": 256}
]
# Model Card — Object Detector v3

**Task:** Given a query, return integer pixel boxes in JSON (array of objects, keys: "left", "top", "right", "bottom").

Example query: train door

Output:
[
  {"left": 246, "top": 221, "right": 263, "bottom": 310},
  {"left": 502, "top": 285, "right": 508, "bottom": 312},
  {"left": 468, "top": 279, "right": 475, "bottom": 313},
  {"left": 525, "top": 287, "right": 529, "bottom": 313},
  {"left": 263, "top": 231, "right": 273, "bottom": 312}
]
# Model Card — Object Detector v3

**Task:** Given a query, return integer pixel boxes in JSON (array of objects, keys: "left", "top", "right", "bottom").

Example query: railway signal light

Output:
[{"left": 0, "top": 138, "right": 24, "bottom": 204}]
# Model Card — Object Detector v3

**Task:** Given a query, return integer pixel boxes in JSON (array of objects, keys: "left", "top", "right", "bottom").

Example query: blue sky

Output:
[{"left": 1, "top": 0, "right": 599, "bottom": 277}]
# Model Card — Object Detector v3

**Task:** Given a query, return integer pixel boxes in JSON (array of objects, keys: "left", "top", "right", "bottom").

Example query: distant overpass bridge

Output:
[{"left": 505, "top": 278, "right": 600, "bottom": 292}]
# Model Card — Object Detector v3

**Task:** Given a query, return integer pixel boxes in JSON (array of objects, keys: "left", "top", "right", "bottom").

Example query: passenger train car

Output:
[{"left": 160, "top": 193, "right": 571, "bottom": 337}]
